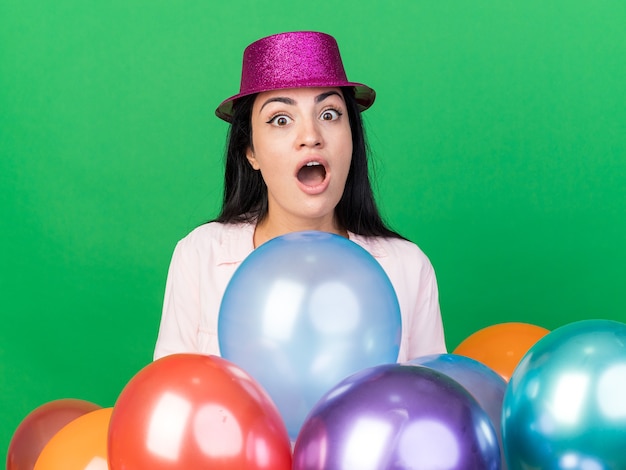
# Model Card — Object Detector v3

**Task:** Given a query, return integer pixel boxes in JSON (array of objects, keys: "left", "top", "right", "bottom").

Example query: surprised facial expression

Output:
[{"left": 246, "top": 87, "right": 353, "bottom": 227}]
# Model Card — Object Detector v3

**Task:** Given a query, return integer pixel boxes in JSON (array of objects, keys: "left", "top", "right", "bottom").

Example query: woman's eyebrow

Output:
[
  {"left": 259, "top": 96, "right": 295, "bottom": 112},
  {"left": 315, "top": 90, "right": 344, "bottom": 103},
  {"left": 259, "top": 91, "right": 344, "bottom": 114}
]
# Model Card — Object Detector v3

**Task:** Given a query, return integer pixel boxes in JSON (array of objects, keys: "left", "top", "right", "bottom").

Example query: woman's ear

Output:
[{"left": 246, "top": 147, "right": 260, "bottom": 170}]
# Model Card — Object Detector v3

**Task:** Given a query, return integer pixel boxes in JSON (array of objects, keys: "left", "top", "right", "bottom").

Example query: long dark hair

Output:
[{"left": 213, "top": 87, "right": 403, "bottom": 239}]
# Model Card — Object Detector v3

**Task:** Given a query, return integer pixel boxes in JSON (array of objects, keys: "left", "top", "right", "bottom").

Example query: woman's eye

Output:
[
  {"left": 268, "top": 115, "right": 292, "bottom": 126},
  {"left": 320, "top": 109, "right": 341, "bottom": 121}
]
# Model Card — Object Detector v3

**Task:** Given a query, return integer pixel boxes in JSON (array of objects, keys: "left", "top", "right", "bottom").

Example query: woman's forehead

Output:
[{"left": 255, "top": 87, "right": 345, "bottom": 105}]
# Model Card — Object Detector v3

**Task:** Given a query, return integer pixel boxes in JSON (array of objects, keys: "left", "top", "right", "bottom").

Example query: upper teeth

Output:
[{"left": 306, "top": 162, "right": 321, "bottom": 167}]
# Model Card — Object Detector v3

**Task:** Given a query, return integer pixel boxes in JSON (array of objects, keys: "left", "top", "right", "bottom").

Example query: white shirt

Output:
[{"left": 154, "top": 222, "right": 446, "bottom": 362}]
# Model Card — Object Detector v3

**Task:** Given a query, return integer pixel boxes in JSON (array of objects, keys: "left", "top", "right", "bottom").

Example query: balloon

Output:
[
  {"left": 408, "top": 353, "right": 509, "bottom": 470},
  {"left": 108, "top": 353, "right": 291, "bottom": 470},
  {"left": 33, "top": 407, "right": 112, "bottom": 470},
  {"left": 219, "top": 230, "right": 402, "bottom": 440},
  {"left": 503, "top": 319, "right": 626, "bottom": 470},
  {"left": 293, "top": 363, "right": 501, "bottom": 470},
  {"left": 453, "top": 322, "right": 549, "bottom": 381},
  {"left": 7, "top": 398, "right": 102, "bottom": 470}
]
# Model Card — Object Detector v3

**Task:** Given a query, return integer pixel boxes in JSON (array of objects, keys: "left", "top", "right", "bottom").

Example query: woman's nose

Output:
[{"left": 297, "top": 118, "right": 323, "bottom": 148}]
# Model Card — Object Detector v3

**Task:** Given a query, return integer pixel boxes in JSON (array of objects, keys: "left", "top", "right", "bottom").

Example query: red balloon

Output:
[
  {"left": 7, "top": 398, "right": 102, "bottom": 470},
  {"left": 108, "top": 354, "right": 292, "bottom": 470}
]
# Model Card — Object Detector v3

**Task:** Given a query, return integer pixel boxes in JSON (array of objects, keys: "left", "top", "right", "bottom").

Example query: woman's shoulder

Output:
[
  {"left": 350, "top": 233, "right": 436, "bottom": 278},
  {"left": 180, "top": 220, "right": 253, "bottom": 241},
  {"left": 351, "top": 233, "right": 429, "bottom": 260},
  {"left": 174, "top": 221, "right": 255, "bottom": 259}
]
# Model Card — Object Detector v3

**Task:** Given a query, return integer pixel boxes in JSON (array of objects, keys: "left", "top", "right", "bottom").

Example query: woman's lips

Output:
[
  {"left": 297, "top": 162, "right": 326, "bottom": 185},
  {"left": 296, "top": 158, "right": 330, "bottom": 195}
]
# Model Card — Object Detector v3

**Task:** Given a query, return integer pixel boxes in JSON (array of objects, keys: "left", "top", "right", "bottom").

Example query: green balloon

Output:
[{"left": 503, "top": 319, "right": 626, "bottom": 470}]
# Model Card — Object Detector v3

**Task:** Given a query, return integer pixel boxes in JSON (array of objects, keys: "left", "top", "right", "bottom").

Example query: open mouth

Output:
[{"left": 297, "top": 161, "right": 327, "bottom": 187}]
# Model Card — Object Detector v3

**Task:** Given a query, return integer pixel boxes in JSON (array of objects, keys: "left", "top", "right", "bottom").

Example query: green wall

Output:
[{"left": 2, "top": 0, "right": 625, "bottom": 460}]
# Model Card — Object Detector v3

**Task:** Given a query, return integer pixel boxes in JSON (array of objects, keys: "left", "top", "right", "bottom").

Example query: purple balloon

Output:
[
  {"left": 408, "top": 354, "right": 508, "bottom": 470},
  {"left": 293, "top": 363, "right": 501, "bottom": 470}
]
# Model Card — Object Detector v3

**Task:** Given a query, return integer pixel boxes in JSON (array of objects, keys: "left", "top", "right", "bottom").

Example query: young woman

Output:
[{"left": 154, "top": 31, "right": 446, "bottom": 362}]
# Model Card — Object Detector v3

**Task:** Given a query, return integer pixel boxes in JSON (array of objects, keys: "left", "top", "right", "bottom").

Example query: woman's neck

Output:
[{"left": 253, "top": 216, "right": 348, "bottom": 248}]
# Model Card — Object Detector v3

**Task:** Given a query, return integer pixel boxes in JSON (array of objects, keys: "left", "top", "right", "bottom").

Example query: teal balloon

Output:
[
  {"left": 218, "top": 231, "right": 401, "bottom": 441},
  {"left": 502, "top": 319, "right": 626, "bottom": 470}
]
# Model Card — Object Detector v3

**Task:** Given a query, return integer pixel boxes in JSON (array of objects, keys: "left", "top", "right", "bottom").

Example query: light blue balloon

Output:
[
  {"left": 218, "top": 231, "right": 401, "bottom": 440},
  {"left": 502, "top": 319, "right": 626, "bottom": 470}
]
